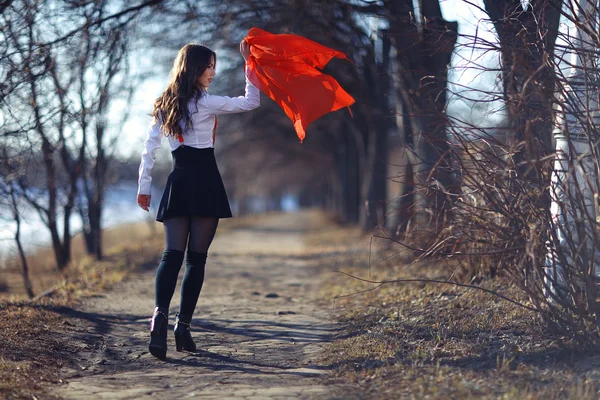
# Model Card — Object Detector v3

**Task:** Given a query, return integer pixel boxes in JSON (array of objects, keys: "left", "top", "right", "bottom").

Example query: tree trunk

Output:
[
  {"left": 544, "top": 0, "right": 600, "bottom": 302},
  {"left": 84, "top": 146, "right": 104, "bottom": 260},
  {"left": 387, "top": 0, "right": 458, "bottom": 240},
  {"left": 483, "top": 0, "right": 561, "bottom": 182},
  {"left": 40, "top": 139, "right": 69, "bottom": 271},
  {"left": 483, "top": 0, "right": 562, "bottom": 286},
  {"left": 360, "top": 31, "right": 392, "bottom": 231},
  {"left": 91, "top": 121, "right": 107, "bottom": 260},
  {"left": 11, "top": 191, "right": 34, "bottom": 299},
  {"left": 336, "top": 122, "right": 362, "bottom": 223},
  {"left": 30, "top": 53, "right": 70, "bottom": 272}
]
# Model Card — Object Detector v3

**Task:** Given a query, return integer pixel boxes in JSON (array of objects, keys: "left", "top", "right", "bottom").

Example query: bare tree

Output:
[
  {"left": 384, "top": 0, "right": 458, "bottom": 241},
  {"left": 433, "top": 0, "right": 600, "bottom": 340},
  {"left": 0, "top": 0, "right": 164, "bottom": 270},
  {"left": 0, "top": 146, "right": 34, "bottom": 298},
  {"left": 8, "top": 186, "right": 34, "bottom": 298},
  {"left": 75, "top": 18, "right": 133, "bottom": 260}
]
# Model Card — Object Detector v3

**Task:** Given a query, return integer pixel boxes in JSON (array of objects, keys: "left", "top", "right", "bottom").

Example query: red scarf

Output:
[{"left": 244, "top": 27, "right": 355, "bottom": 142}]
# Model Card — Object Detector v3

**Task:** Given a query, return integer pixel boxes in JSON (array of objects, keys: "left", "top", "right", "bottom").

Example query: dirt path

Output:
[{"left": 54, "top": 212, "right": 347, "bottom": 399}]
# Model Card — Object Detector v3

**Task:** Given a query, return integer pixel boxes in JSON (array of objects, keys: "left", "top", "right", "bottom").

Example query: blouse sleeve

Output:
[
  {"left": 137, "top": 118, "right": 163, "bottom": 196},
  {"left": 202, "top": 67, "right": 260, "bottom": 114}
]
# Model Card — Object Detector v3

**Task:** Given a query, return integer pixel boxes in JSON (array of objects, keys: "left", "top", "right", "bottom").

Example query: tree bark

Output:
[
  {"left": 386, "top": 0, "right": 458, "bottom": 240},
  {"left": 482, "top": 0, "right": 562, "bottom": 276},
  {"left": 336, "top": 121, "right": 362, "bottom": 224},
  {"left": 482, "top": 0, "right": 561, "bottom": 181},
  {"left": 360, "top": 31, "right": 392, "bottom": 231},
  {"left": 10, "top": 190, "right": 34, "bottom": 299}
]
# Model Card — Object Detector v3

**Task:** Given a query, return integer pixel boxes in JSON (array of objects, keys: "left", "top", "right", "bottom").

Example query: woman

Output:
[{"left": 136, "top": 40, "right": 259, "bottom": 360}]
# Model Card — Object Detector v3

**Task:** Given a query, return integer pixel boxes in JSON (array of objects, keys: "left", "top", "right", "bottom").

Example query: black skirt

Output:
[{"left": 156, "top": 146, "right": 232, "bottom": 222}]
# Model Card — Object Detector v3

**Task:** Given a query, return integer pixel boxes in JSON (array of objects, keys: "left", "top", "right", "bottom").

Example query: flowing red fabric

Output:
[{"left": 244, "top": 27, "right": 355, "bottom": 142}]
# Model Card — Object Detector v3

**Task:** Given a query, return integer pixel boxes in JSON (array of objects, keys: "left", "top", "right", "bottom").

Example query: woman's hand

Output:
[
  {"left": 137, "top": 194, "right": 151, "bottom": 212},
  {"left": 240, "top": 39, "right": 250, "bottom": 61}
]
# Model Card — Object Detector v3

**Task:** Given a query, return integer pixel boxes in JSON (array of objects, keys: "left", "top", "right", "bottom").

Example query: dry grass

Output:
[
  {"left": 0, "top": 220, "right": 162, "bottom": 300},
  {"left": 0, "top": 215, "right": 255, "bottom": 300},
  {"left": 314, "top": 226, "right": 600, "bottom": 399},
  {"left": 0, "top": 218, "right": 168, "bottom": 399},
  {"left": 0, "top": 301, "right": 67, "bottom": 400}
]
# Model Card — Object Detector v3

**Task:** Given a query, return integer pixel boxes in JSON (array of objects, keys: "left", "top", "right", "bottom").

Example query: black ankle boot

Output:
[
  {"left": 174, "top": 313, "right": 196, "bottom": 352},
  {"left": 149, "top": 307, "right": 168, "bottom": 360}
]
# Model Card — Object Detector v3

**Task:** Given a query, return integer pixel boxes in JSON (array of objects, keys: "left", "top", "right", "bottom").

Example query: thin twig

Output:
[
  {"left": 39, "top": 0, "right": 164, "bottom": 49},
  {"left": 31, "top": 279, "right": 79, "bottom": 302},
  {"left": 334, "top": 270, "right": 539, "bottom": 312}
]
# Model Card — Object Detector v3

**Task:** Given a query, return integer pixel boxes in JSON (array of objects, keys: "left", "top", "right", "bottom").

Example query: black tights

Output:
[{"left": 154, "top": 216, "right": 219, "bottom": 316}]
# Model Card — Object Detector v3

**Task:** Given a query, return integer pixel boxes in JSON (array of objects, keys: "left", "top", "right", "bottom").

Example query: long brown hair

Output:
[{"left": 153, "top": 44, "right": 216, "bottom": 137}]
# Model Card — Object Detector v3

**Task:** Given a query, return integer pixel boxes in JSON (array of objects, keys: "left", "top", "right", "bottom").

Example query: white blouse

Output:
[{"left": 137, "top": 69, "right": 260, "bottom": 196}]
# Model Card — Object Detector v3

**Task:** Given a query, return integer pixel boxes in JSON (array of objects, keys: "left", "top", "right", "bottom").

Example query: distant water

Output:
[
  {"left": 0, "top": 182, "right": 299, "bottom": 265},
  {"left": 0, "top": 181, "right": 158, "bottom": 265}
]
